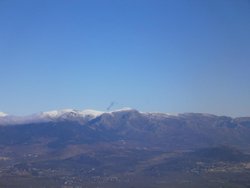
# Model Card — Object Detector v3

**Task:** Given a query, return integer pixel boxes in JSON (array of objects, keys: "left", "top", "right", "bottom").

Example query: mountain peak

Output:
[
  {"left": 39, "top": 109, "right": 105, "bottom": 119},
  {"left": 40, "top": 109, "right": 78, "bottom": 118},
  {"left": 109, "top": 107, "right": 135, "bottom": 113},
  {"left": 0, "top": 112, "right": 8, "bottom": 117}
]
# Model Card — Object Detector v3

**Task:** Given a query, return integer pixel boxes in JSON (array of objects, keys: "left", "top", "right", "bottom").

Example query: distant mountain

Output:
[
  {"left": 0, "top": 109, "right": 105, "bottom": 125},
  {"left": 0, "top": 108, "right": 250, "bottom": 187},
  {"left": 0, "top": 108, "right": 138, "bottom": 125},
  {"left": 0, "top": 108, "right": 250, "bottom": 149},
  {"left": 0, "top": 112, "right": 8, "bottom": 117}
]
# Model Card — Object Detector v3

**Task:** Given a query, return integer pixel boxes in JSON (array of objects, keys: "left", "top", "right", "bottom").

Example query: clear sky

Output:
[{"left": 0, "top": 0, "right": 249, "bottom": 117}]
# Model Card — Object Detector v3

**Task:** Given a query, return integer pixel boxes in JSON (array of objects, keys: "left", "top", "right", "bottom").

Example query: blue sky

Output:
[{"left": 0, "top": 0, "right": 249, "bottom": 116}]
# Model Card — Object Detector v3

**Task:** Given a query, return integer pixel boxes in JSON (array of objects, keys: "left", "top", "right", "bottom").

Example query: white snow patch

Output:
[
  {"left": 41, "top": 109, "right": 76, "bottom": 118},
  {"left": 109, "top": 107, "right": 134, "bottom": 113},
  {"left": 40, "top": 109, "right": 104, "bottom": 119},
  {"left": 79, "top": 109, "right": 104, "bottom": 117},
  {"left": 0, "top": 112, "right": 8, "bottom": 117}
]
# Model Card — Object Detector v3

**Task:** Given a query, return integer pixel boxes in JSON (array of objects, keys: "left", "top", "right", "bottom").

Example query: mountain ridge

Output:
[
  {"left": 0, "top": 108, "right": 250, "bottom": 187},
  {"left": 0, "top": 108, "right": 248, "bottom": 125}
]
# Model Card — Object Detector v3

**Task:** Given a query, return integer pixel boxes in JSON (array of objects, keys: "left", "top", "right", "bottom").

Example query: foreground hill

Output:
[{"left": 0, "top": 109, "right": 250, "bottom": 187}]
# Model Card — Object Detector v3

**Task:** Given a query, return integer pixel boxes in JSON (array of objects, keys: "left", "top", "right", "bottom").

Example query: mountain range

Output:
[{"left": 0, "top": 108, "right": 250, "bottom": 187}]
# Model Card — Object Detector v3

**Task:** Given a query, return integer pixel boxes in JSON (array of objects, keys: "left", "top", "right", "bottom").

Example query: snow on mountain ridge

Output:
[
  {"left": 0, "top": 108, "right": 228, "bottom": 126},
  {"left": 0, "top": 108, "right": 138, "bottom": 125},
  {"left": 40, "top": 109, "right": 104, "bottom": 119},
  {"left": 40, "top": 108, "right": 140, "bottom": 119},
  {"left": 41, "top": 109, "right": 79, "bottom": 118},
  {"left": 0, "top": 112, "right": 8, "bottom": 117},
  {"left": 79, "top": 109, "right": 104, "bottom": 117}
]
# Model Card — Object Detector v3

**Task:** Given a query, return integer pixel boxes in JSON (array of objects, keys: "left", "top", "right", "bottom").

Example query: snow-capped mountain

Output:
[
  {"left": 0, "top": 112, "right": 8, "bottom": 117},
  {"left": 0, "top": 109, "right": 250, "bottom": 187},
  {"left": 0, "top": 108, "right": 138, "bottom": 125},
  {"left": 0, "top": 108, "right": 248, "bottom": 128},
  {"left": 39, "top": 109, "right": 104, "bottom": 119},
  {"left": 0, "top": 108, "right": 250, "bottom": 157},
  {"left": 0, "top": 109, "right": 104, "bottom": 125}
]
